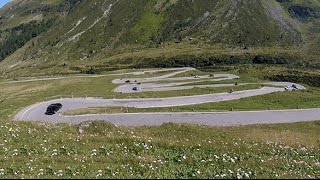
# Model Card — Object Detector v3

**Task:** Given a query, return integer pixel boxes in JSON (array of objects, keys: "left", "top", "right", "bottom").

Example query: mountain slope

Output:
[{"left": 0, "top": 0, "right": 319, "bottom": 77}]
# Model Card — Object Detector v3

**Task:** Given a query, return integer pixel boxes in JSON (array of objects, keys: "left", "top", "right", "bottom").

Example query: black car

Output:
[
  {"left": 45, "top": 103, "right": 62, "bottom": 115},
  {"left": 292, "top": 84, "right": 298, "bottom": 89}
]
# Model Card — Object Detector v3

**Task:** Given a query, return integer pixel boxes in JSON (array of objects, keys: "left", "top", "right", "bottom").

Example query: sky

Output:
[{"left": 0, "top": 0, "right": 11, "bottom": 8}]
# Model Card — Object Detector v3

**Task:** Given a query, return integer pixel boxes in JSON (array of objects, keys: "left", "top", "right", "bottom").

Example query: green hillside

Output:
[{"left": 0, "top": 0, "right": 319, "bottom": 77}]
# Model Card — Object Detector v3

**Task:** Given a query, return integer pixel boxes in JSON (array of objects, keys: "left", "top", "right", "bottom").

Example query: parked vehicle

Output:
[{"left": 132, "top": 87, "right": 139, "bottom": 91}]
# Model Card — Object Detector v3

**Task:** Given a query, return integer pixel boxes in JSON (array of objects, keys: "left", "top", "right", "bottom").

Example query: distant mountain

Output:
[{"left": 0, "top": 0, "right": 319, "bottom": 77}]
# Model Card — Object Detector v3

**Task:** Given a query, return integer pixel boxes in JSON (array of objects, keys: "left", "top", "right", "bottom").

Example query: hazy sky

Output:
[{"left": 0, "top": 0, "right": 11, "bottom": 8}]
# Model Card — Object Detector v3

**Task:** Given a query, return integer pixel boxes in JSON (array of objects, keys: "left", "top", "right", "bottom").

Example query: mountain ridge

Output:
[{"left": 0, "top": 0, "right": 319, "bottom": 77}]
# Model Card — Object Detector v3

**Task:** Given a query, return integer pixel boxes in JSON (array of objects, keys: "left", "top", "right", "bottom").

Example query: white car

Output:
[
  {"left": 285, "top": 84, "right": 299, "bottom": 91},
  {"left": 284, "top": 86, "right": 294, "bottom": 91}
]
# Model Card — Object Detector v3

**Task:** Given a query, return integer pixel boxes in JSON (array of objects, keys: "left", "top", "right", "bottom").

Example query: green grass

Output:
[
  {"left": 64, "top": 106, "right": 132, "bottom": 115},
  {"left": 118, "top": 84, "right": 262, "bottom": 98},
  {"left": 129, "top": 1, "right": 166, "bottom": 44},
  {"left": 177, "top": 80, "right": 259, "bottom": 86},
  {"left": 0, "top": 120, "right": 318, "bottom": 178},
  {"left": 170, "top": 70, "right": 208, "bottom": 77}
]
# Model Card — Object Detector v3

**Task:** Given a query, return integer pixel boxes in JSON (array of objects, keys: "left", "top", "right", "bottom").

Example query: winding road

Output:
[{"left": 14, "top": 67, "right": 320, "bottom": 126}]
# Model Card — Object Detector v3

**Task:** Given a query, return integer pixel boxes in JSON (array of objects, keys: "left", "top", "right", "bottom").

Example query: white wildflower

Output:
[{"left": 0, "top": 169, "right": 4, "bottom": 175}]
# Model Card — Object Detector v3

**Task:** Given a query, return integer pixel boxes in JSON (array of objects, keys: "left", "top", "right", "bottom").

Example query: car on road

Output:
[
  {"left": 194, "top": 75, "right": 200, "bottom": 78},
  {"left": 284, "top": 86, "right": 290, "bottom": 91},
  {"left": 285, "top": 85, "right": 299, "bottom": 91},
  {"left": 132, "top": 87, "right": 139, "bottom": 91},
  {"left": 292, "top": 84, "right": 298, "bottom": 89},
  {"left": 45, "top": 103, "right": 62, "bottom": 115},
  {"left": 125, "top": 80, "right": 130, "bottom": 83},
  {"left": 52, "top": 103, "right": 62, "bottom": 108}
]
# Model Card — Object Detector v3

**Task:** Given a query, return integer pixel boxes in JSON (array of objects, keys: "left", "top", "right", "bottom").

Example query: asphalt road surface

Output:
[{"left": 14, "top": 68, "right": 318, "bottom": 126}]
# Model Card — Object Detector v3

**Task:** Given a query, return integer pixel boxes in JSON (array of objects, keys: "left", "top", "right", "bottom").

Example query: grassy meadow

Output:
[{"left": 0, "top": 120, "right": 318, "bottom": 178}]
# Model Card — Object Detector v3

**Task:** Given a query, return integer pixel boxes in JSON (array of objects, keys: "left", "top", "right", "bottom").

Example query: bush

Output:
[
  {"left": 253, "top": 55, "right": 290, "bottom": 64},
  {"left": 133, "top": 54, "right": 293, "bottom": 69}
]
